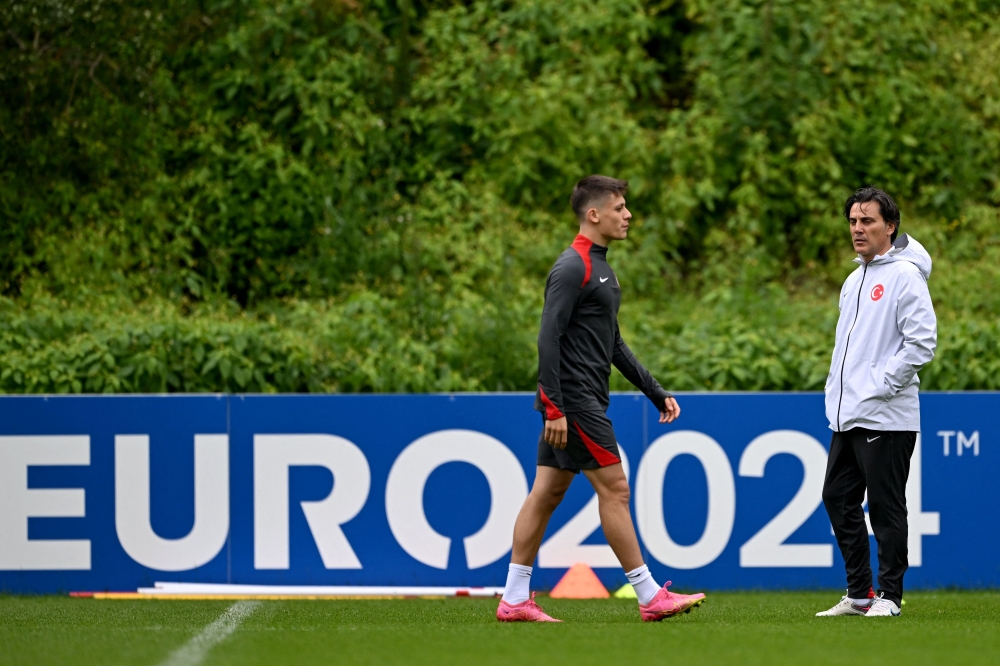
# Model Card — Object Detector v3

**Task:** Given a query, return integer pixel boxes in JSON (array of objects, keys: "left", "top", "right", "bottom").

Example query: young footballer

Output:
[
  {"left": 496, "top": 175, "right": 706, "bottom": 623},
  {"left": 817, "top": 187, "right": 937, "bottom": 618}
]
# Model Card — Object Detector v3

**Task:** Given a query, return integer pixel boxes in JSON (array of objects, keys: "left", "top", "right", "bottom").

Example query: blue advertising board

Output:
[{"left": 1, "top": 393, "right": 996, "bottom": 593}]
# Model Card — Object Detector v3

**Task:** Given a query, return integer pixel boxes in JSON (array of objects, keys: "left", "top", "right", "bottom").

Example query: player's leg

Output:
[
  {"left": 497, "top": 464, "right": 573, "bottom": 622},
  {"left": 571, "top": 411, "right": 705, "bottom": 620},
  {"left": 819, "top": 428, "right": 873, "bottom": 616},
  {"left": 582, "top": 462, "right": 705, "bottom": 620},
  {"left": 858, "top": 430, "right": 916, "bottom": 616},
  {"left": 510, "top": 465, "right": 576, "bottom": 567},
  {"left": 567, "top": 412, "right": 642, "bottom": 570},
  {"left": 581, "top": 463, "right": 642, "bottom": 570}
]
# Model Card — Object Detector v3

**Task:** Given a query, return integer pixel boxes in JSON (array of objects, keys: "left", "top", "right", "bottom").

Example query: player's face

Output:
[
  {"left": 595, "top": 193, "right": 631, "bottom": 241},
  {"left": 848, "top": 201, "right": 895, "bottom": 260}
]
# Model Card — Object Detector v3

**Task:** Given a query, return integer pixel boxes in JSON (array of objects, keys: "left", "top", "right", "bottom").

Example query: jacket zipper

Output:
[{"left": 837, "top": 263, "right": 868, "bottom": 431}]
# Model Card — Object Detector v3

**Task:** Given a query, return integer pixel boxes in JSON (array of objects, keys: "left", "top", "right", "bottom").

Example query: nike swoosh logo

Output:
[
  {"left": 867, "top": 436, "right": 880, "bottom": 442},
  {"left": 600, "top": 277, "right": 609, "bottom": 283}
]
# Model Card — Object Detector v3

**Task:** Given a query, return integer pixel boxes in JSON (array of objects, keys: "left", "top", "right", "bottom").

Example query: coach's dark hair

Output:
[
  {"left": 844, "top": 186, "right": 901, "bottom": 242},
  {"left": 571, "top": 175, "right": 628, "bottom": 221}
]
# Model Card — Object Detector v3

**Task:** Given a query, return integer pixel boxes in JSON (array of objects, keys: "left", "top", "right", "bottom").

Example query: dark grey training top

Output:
[{"left": 534, "top": 234, "right": 672, "bottom": 419}]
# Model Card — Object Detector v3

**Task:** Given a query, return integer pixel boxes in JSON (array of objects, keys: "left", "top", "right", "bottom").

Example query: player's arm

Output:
[
  {"left": 882, "top": 271, "right": 937, "bottom": 399},
  {"left": 612, "top": 322, "right": 680, "bottom": 423},
  {"left": 537, "top": 258, "right": 584, "bottom": 448}
]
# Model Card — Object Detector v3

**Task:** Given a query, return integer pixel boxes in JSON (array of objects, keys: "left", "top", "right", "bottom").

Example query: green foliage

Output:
[{"left": 1, "top": 0, "right": 999, "bottom": 393}]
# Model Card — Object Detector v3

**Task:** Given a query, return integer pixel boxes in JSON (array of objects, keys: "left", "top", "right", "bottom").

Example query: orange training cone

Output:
[{"left": 549, "top": 563, "right": 610, "bottom": 599}]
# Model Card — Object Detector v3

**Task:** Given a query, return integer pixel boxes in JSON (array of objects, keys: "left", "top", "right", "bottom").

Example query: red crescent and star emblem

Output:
[{"left": 871, "top": 284, "right": 884, "bottom": 301}]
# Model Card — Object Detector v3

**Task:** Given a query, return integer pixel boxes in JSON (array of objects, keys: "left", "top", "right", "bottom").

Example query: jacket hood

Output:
[{"left": 855, "top": 234, "right": 932, "bottom": 280}]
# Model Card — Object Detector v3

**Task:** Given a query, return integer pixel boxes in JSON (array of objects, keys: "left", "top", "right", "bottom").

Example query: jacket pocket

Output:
[{"left": 869, "top": 359, "right": 890, "bottom": 402}]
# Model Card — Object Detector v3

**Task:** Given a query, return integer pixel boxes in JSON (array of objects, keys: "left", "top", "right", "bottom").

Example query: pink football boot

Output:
[
  {"left": 639, "top": 581, "right": 706, "bottom": 622},
  {"left": 496, "top": 592, "right": 562, "bottom": 622}
]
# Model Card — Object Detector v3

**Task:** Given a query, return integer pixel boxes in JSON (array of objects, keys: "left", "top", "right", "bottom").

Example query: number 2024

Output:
[{"left": 539, "top": 429, "right": 833, "bottom": 570}]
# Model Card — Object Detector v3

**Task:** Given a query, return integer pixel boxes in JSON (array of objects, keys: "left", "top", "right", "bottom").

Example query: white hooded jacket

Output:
[{"left": 825, "top": 234, "right": 937, "bottom": 432}]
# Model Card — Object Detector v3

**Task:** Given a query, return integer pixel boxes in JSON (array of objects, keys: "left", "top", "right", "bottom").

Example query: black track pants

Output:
[{"left": 822, "top": 428, "right": 916, "bottom": 606}]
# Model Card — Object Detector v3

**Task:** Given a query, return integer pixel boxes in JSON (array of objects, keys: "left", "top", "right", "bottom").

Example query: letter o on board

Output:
[{"left": 385, "top": 430, "right": 528, "bottom": 569}]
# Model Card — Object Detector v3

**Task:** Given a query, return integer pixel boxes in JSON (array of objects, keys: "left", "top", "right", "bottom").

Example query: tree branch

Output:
[
  {"left": 64, "top": 59, "right": 81, "bottom": 115},
  {"left": 6, "top": 29, "right": 26, "bottom": 51},
  {"left": 37, "top": 26, "right": 74, "bottom": 56},
  {"left": 88, "top": 53, "right": 112, "bottom": 98}
]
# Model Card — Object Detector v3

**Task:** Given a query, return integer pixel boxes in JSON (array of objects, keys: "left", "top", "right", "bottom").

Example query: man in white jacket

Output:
[{"left": 816, "top": 187, "right": 937, "bottom": 618}]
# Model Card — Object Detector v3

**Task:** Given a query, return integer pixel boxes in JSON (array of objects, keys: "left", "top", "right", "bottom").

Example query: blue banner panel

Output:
[
  {"left": 1, "top": 393, "right": 996, "bottom": 593},
  {"left": 0, "top": 395, "right": 229, "bottom": 593}
]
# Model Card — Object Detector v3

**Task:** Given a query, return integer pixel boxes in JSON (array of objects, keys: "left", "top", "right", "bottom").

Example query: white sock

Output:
[
  {"left": 501, "top": 563, "right": 532, "bottom": 604},
  {"left": 626, "top": 565, "right": 660, "bottom": 606},
  {"left": 850, "top": 597, "right": 872, "bottom": 606}
]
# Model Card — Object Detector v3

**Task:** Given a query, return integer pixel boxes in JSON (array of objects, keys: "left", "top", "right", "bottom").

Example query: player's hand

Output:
[
  {"left": 659, "top": 396, "right": 681, "bottom": 424},
  {"left": 544, "top": 416, "right": 568, "bottom": 449}
]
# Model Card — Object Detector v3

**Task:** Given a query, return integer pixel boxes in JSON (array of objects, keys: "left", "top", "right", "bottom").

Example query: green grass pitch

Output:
[{"left": 2, "top": 591, "right": 999, "bottom": 665}]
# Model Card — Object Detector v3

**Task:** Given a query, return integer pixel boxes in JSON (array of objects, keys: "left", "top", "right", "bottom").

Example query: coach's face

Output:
[
  {"left": 593, "top": 193, "right": 631, "bottom": 241},
  {"left": 849, "top": 201, "right": 895, "bottom": 261}
]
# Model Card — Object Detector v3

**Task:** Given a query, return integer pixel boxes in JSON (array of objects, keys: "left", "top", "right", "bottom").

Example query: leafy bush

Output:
[
  {"left": 1, "top": 0, "right": 998, "bottom": 394},
  {"left": 4, "top": 279, "right": 998, "bottom": 394}
]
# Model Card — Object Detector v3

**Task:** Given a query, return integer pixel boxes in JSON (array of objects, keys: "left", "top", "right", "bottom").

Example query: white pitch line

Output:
[{"left": 159, "top": 600, "right": 260, "bottom": 666}]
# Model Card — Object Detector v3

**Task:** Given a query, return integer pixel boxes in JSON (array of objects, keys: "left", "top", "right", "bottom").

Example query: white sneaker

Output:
[
  {"left": 815, "top": 595, "right": 872, "bottom": 617},
  {"left": 867, "top": 595, "right": 901, "bottom": 617}
]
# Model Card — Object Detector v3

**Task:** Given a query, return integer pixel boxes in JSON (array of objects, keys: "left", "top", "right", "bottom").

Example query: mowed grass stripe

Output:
[{"left": 1, "top": 592, "right": 998, "bottom": 666}]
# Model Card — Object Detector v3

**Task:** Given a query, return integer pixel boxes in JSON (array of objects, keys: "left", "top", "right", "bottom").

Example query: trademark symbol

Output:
[{"left": 939, "top": 430, "right": 979, "bottom": 456}]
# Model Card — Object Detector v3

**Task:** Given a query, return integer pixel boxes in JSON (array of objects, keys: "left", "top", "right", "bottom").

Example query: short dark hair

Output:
[
  {"left": 571, "top": 175, "right": 628, "bottom": 221},
  {"left": 844, "top": 186, "right": 901, "bottom": 242}
]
